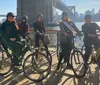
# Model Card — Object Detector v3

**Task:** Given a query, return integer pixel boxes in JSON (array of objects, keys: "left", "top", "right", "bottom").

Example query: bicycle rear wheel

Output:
[
  {"left": 81, "top": 45, "right": 85, "bottom": 54},
  {"left": 23, "top": 52, "right": 51, "bottom": 82},
  {"left": 37, "top": 48, "right": 52, "bottom": 64},
  {"left": 71, "top": 50, "right": 86, "bottom": 78},
  {"left": 0, "top": 46, "right": 12, "bottom": 75}
]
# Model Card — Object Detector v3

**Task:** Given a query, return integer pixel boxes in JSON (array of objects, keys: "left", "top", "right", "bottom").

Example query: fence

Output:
[{"left": 29, "top": 29, "right": 60, "bottom": 55}]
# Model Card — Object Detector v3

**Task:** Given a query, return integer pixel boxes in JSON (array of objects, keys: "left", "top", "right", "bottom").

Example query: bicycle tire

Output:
[
  {"left": 0, "top": 47, "right": 13, "bottom": 75},
  {"left": 37, "top": 48, "right": 52, "bottom": 64},
  {"left": 23, "top": 52, "right": 51, "bottom": 82},
  {"left": 71, "top": 50, "right": 86, "bottom": 78},
  {"left": 81, "top": 45, "right": 85, "bottom": 54},
  {"left": 32, "top": 52, "right": 51, "bottom": 72}
]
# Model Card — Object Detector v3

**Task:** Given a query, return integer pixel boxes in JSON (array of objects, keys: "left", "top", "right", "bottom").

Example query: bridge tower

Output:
[{"left": 17, "top": 0, "right": 55, "bottom": 24}]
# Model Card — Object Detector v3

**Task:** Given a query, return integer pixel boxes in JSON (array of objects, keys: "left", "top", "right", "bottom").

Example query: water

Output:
[
  {"left": 47, "top": 22, "right": 100, "bottom": 31},
  {"left": 47, "top": 22, "right": 100, "bottom": 46}
]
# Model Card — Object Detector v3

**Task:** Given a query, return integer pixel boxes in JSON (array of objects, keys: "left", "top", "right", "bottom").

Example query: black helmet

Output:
[
  {"left": 7, "top": 12, "right": 14, "bottom": 18},
  {"left": 85, "top": 15, "right": 91, "bottom": 19},
  {"left": 37, "top": 14, "right": 44, "bottom": 19},
  {"left": 22, "top": 15, "right": 28, "bottom": 20},
  {"left": 62, "top": 11, "right": 68, "bottom": 17}
]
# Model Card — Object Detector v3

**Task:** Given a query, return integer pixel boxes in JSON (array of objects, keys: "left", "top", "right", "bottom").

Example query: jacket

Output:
[
  {"left": 0, "top": 20, "right": 20, "bottom": 41},
  {"left": 82, "top": 23, "right": 100, "bottom": 42},
  {"left": 33, "top": 21, "right": 46, "bottom": 34},
  {"left": 18, "top": 22, "right": 30, "bottom": 37}
]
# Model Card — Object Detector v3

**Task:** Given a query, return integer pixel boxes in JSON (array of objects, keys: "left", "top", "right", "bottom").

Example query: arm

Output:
[
  {"left": 0, "top": 23, "right": 6, "bottom": 34},
  {"left": 93, "top": 23, "right": 100, "bottom": 31},
  {"left": 33, "top": 23, "right": 37, "bottom": 32},
  {"left": 59, "top": 22, "right": 67, "bottom": 36},
  {"left": 71, "top": 22, "right": 81, "bottom": 35},
  {"left": 26, "top": 23, "right": 30, "bottom": 35},
  {"left": 82, "top": 25, "right": 89, "bottom": 36},
  {"left": 42, "top": 22, "right": 46, "bottom": 33}
]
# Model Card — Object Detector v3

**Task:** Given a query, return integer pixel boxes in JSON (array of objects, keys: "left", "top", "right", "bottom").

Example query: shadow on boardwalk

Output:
[{"left": 0, "top": 63, "right": 100, "bottom": 85}]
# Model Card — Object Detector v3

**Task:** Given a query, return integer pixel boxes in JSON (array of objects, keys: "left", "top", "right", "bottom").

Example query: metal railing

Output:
[{"left": 29, "top": 29, "right": 60, "bottom": 55}]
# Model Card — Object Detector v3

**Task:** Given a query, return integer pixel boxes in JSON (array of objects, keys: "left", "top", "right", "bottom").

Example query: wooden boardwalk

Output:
[{"left": 0, "top": 50, "right": 100, "bottom": 85}]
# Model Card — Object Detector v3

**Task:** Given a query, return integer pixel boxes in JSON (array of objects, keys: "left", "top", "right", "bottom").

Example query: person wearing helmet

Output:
[
  {"left": 82, "top": 15, "right": 100, "bottom": 65},
  {"left": 56, "top": 11, "right": 81, "bottom": 70},
  {"left": 0, "top": 12, "right": 22, "bottom": 72},
  {"left": 33, "top": 14, "right": 47, "bottom": 47},
  {"left": 18, "top": 15, "right": 30, "bottom": 39}
]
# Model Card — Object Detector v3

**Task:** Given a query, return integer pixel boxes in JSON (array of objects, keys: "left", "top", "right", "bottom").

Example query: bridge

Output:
[
  {"left": 54, "top": 0, "right": 75, "bottom": 15},
  {"left": 0, "top": 15, "right": 6, "bottom": 17},
  {"left": 17, "top": 0, "right": 75, "bottom": 24}
]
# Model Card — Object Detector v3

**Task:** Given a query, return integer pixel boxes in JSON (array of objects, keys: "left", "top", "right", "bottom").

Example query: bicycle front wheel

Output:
[
  {"left": 23, "top": 52, "right": 51, "bottom": 82},
  {"left": 0, "top": 49, "right": 13, "bottom": 75},
  {"left": 71, "top": 50, "right": 86, "bottom": 78}
]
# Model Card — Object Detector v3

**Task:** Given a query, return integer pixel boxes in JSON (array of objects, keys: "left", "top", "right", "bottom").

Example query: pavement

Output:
[{"left": 0, "top": 51, "right": 100, "bottom": 85}]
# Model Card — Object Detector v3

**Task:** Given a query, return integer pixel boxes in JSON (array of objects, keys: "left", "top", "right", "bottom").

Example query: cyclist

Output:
[
  {"left": 0, "top": 12, "right": 22, "bottom": 72},
  {"left": 33, "top": 14, "right": 48, "bottom": 49},
  {"left": 82, "top": 15, "right": 100, "bottom": 64},
  {"left": 18, "top": 15, "right": 30, "bottom": 39},
  {"left": 57, "top": 11, "right": 81, "bottom": 70}
]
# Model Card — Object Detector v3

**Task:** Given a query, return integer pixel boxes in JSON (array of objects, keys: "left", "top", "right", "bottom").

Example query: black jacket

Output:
[
  {"left": 82, "top": 23, "right": 100, "bottom": 42},
  {"left": 0, "top": 20, "right": 20, "bottom": 41},
  {"left": 59, "top": 21, "right": 80, "bottom": 37},
  {"left": 33, "top": 21, "right": 46, "bottom": 34}
]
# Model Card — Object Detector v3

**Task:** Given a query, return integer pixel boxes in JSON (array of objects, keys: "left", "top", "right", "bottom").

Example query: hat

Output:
[
  {"left": 7, "top": 12, "right": 14, "bottom": 18},
  {"left": 62, "top": 11, "right": 68, "bottom": 17}
]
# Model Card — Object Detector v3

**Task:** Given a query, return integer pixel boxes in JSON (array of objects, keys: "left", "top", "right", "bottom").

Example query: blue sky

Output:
[
  {"left": 62, "top": 0, "right": 100, "bottom": 13},
  {"left": 0, "top": 0, "right": 100, "bottom": 16},
  {"left": 0, "top": 0, "right": 16, "bottom": 15}
]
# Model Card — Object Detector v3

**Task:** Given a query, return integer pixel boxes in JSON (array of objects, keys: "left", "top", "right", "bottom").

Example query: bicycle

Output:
[
  {"left": 33, "top": 31, "right": 52, "bottom": 63},
  {"left": 23, "top": 32, "right": 52, "bottom": 82},
  {"left": 57, "top": 36, "right": 86, "bottom": 78},
  {"left": 81, "top": 45, "right": 100, "bottom": 77},
  {"left": 0, "top": 38, "right": 33, "bottom": 75},
  {"left": 81, "top": 45, "right": 85, "bottom": 54}
]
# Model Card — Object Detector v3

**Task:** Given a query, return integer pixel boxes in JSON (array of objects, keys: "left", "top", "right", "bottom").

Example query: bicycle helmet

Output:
[
  {"left": 22, "top": 15, "right": 28, "bottom": 20},
  {"left": 7, "top": 12, "right": 14, "bottom": 18},
  {"left": 62, "top": 11, "right": 68, "bottom": 17},
  {"left": 37, "top": 14, "right": 44, "bottom": 19}
]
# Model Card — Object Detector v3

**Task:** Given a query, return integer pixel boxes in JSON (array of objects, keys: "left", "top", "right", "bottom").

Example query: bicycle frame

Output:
[{"left": 72, "top": 36, "right": 82, "bottom": 64}]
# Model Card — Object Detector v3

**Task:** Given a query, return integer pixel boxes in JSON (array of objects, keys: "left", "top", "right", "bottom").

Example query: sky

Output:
[
  {"left": 62, "top": 0, "right": 100, "bottom": 13},
  {"left": 0, "top": 0, "right": 100, "bottom": 19}
]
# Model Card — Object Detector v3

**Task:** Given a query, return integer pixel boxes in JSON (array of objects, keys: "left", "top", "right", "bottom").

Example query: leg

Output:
[
  {"left": 84, "top": 44, "right": 92, "bottom": 64},
  {"left": 13, "top": 54, "right": 21, "bottom": 66},
  {"left": 57, "top": 42, "right": 65, "bottom": 70},
  {"left": 64, "top": 36, "right": 73, "bottom": 64},
  {"left": 35, "top": 34, "right": 40, "bottom": 48}
]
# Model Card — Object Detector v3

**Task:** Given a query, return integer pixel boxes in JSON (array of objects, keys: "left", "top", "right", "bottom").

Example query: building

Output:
[
  {"left": 75, "top": 12, "right": 79, "bottom": 18},
  {"left": 91, "top": 9, "right": 95, "bottom": 15},
  {"left": 85, "top": 10, "right": 92, "bottom": 15},
  {"left": 80, "top": 13, "right": 85, "bottom": 18}
]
